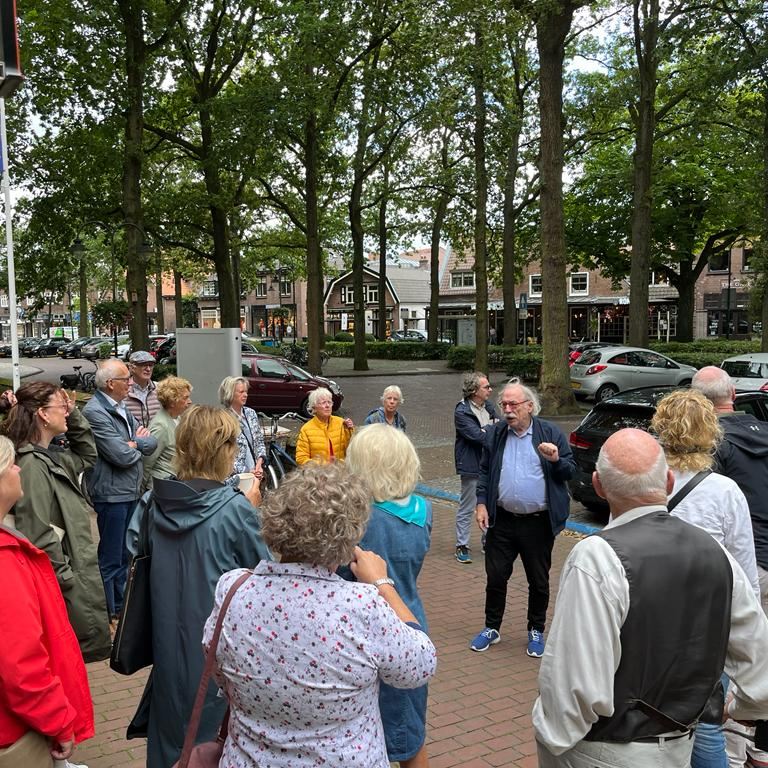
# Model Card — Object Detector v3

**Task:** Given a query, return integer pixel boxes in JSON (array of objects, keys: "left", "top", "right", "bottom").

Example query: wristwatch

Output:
[{"left": 372, "top": 577, "right": 395, "bottom": 590}]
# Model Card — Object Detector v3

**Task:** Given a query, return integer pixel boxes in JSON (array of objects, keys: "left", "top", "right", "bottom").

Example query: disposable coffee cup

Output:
[{"left": 237, "top": 472, "right": 256, "bottom": 492}]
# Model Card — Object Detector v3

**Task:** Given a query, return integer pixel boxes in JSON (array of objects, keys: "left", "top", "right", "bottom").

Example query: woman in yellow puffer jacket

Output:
[{"left": 295, "top": 387, "right": 354, "bottom": 464}]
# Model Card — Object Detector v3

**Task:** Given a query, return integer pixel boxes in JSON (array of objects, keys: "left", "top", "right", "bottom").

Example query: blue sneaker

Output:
[
  {"left": 456, "top": 545, "right": 472, "bottom": 564},
  {"left": 470, "top": 628, "right": 500, "bottom": 652},
  {"left": 527, "top": 629, "right": 545, "bottom": 658}
]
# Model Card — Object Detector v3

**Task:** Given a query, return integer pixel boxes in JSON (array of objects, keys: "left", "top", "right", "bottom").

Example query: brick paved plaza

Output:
[{"left": 75, "top": 499, "right": 581, "bottom": 768}]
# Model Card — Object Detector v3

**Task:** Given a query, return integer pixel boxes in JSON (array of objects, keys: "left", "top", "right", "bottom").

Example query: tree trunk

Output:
[
  {"left": 305, "top": 110, "right": 324, "bottom": 373},
  {"left": 154, "top": 250, "right": 164, "bottom": 334},
  {"left": 628, "top": 0, "right": 659, "bottom": 348},
  {"left": 536, "top": 3, "right": 579, "bottom": 413},
  {"left": 119, "top": 0, "right": 149, "bottom": 352},
  {"left": 502, "top": 131, "right": 521, "bottom": 347},
  {"left": 429, "top": 194, "right": 448, "bottom": 344},
  {"left": 429, "top": 135, "right": 451, "bottom": 344},
  {"left": 377, "top": 162, "right": 389, "bottom": 341},
  {"left": 675, "top": 260, "right": 695, "bottom": 342},
  {"left": 78, "top": 257, "right": 89, "bottom": 337},
  {"left": 473, "top": 22, "right": 489, "bottom": 374},
  {"left": 174, "top": 270, "right": 183, "bottom": 330},
  {"left": 349, "top": 167, "right": 369, "bottom": 370},
  {"left": 199, "top": 105, "right": 238, "bottom": 328}
]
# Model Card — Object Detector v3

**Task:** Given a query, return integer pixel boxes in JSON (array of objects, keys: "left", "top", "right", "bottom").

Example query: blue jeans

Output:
[
  {"left": 692, "top": 722, "right": 727, "bottom": 768},
  {"left": 94, "top": 500, "right": 134, "bottom": 617}
]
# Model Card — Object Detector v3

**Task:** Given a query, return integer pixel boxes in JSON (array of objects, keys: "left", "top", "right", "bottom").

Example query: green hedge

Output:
[
  {"left": 324, "top": 341, "right": 451, "bottom": 360},
  {"left": 649, "top": 340, "right": 760, "bottom": 355},
  {"left": 153, "top": 363, "right": 178, "bottom": 381},
  {"left": 447, "top": 345, "right": 543, "bottom": 380}
]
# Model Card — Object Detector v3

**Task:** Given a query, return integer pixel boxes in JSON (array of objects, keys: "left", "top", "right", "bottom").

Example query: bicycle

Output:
[
  {"left": 60, "top": 360, "right": 97, "bottom": 393},
  {"left": 258, "top": 411, "right": 307, "bottom": 491},
  {"left": 280, "top": 344, "right": 329, "bottom": 369}
]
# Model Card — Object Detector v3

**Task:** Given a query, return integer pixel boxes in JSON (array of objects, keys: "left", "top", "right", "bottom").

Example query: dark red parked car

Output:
[{"left": 242, "top": 353, "right": 343, "bottom": 416}]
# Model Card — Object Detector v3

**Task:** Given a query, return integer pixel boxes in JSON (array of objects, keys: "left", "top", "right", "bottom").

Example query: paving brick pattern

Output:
[{"left": 73, "top": 500, "right": 579, "bottom": 768}]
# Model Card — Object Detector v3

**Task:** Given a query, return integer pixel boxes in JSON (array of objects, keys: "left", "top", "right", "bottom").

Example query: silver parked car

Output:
[
  {"left": 721, "top": 352, "right": 768, "bottom": 393},
  {"left": 570, "top": 346, "right": 697, "bottom": 402}
]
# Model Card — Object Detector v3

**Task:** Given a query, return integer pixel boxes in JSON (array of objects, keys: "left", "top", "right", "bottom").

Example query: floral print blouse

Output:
[
  {"left": 203, "top": 561, "right": 437, "bottom": 767},
  {"left": 228, "top": 406, "right": 266, "bottom": 482}
]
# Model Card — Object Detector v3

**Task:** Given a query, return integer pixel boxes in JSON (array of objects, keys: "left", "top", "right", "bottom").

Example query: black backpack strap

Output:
[{"left": 667, "top": 470, "right": 712, "bottom": 513}]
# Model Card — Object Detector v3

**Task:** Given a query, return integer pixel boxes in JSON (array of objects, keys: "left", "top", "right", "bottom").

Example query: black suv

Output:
[{"left": 568, "top": 386, "right": 768, "bottom": 515}]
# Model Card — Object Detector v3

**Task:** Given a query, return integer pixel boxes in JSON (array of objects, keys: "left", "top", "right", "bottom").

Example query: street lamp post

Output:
[{"left": 70, "top": 220, "right": 153, "bottom": 356}]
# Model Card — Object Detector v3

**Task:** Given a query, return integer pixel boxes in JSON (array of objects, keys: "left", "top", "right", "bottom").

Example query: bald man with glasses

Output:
[{"left": 470, "top": 379, "right": 575, "bottom": 657}]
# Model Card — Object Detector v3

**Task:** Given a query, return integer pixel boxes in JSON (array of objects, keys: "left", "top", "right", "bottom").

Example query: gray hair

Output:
[
  {"left": 596, "top": 442, "right": 669, "bottom": 499},
  {"left": 381, "top": 385, "right": 404, "bottom": 405},
  {"left": 0, "top": 435, "right": 14, "bottom": 475},
  {"left": 691, "top": 366, "right": 733, "bottom": 405},
  {"left": 501, "top": 378, "right": 541, "bottom": 415},
  {"left": 95, "top": 359, "right": 129, "bottom": 390},
  {"left": 462, "top": 371, "right": 489, "bottom": 399},
  {"left": 307, "top": 387, "right": 333, "bottom": 415},
  {"left": 260, "top": 462, "right": 372, "bottom": 567},
  {"left": 218, "top": 376, "right": 249, "bottom": 407}
]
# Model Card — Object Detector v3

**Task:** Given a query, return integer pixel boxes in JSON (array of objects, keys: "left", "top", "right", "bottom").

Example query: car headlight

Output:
[{"left": 328, "top": 381, "right": 341, "bottom": 395}]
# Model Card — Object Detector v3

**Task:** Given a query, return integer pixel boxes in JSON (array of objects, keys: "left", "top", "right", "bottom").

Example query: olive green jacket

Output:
[
  {"left": 142, "top": 407, "right": 177, "bottom": 491},
  {"left": 13, "top": 407, "right": 112, "bottom": 662}
]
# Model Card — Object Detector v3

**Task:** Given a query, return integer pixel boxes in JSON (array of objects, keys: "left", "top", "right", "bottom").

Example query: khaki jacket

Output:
[{"left": 12, "top": 408, "right": 111, "bottom": 662}]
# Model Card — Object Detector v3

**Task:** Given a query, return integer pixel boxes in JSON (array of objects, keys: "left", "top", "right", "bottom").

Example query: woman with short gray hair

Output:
[
  {"left": 295, "top": 387, "right": 354, "bottom": 464},
  {"left": 203, "top": 461, "right": 437, "bottom": 767},
  {"left": 364, "top": 384, "right": 406, "bottom": 430}
]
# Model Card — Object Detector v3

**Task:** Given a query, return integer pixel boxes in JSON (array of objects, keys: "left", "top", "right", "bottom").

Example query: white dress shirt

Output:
[
  {"left": 533, "top": 505, "right": 768, "bottom": 756},
  {"left": 669, "top": 470, "right": 760, "bottom": 597}
]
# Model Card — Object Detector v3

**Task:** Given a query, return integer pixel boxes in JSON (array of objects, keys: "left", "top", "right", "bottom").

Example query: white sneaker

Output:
[{"left": 53, "top": 761, "right": 89, "bottom": 768}]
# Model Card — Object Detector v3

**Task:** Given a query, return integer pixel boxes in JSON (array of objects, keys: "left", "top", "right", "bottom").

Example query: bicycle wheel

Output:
[
  {"left": 264, "top": 465, "right": 280, "bottom": 492},
  {"left": 269, "top": 446, "right": 287, "bottom": 480},
  {"left": 320, "top": 351, "right": 329, "bottom": 367},
  {"left": 83, "top": 373, "right": 96, "bottom": 392}
]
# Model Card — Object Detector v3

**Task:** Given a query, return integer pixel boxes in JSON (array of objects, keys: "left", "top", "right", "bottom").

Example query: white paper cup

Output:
[{"left": 237, "top": 472, "right": 256, "bottom": 492}]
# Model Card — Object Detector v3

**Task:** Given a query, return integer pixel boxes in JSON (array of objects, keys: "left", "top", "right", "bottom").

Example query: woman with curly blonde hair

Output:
[
  {"left": 203, "top": 461, "right": 437, "bottom": 768},
  {"left": 651, "top": 388, "right": 759, "bottom": 768},
  {"left": 652, "top": 389, "right": 758, "bottom": 589},
  {"left": 142, "top": 375, "right": 193, "bottom": 489}
]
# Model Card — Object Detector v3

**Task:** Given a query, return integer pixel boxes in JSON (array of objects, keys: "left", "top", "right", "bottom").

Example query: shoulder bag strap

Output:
[
  {"left": 139, "top": 493, "right": 152, "bottom": 557},
  {"left": 667, "top": 470, "right": 712, "bottom": 513},
  {"left": 177, "top": 570, "right": 252, "bottom": 768}
]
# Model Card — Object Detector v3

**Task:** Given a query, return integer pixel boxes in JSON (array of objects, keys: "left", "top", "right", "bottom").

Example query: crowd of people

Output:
[{"left": 1, "top": 354, "right": 768, "bottom": 768}]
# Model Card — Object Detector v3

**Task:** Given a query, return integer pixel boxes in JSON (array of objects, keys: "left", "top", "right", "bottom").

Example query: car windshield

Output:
[
  {"left": 582, "top": 406, "right": 653, "bottom": 433},
  {"left": 723, "top": 361, "right": 768, "bottom": 379}
]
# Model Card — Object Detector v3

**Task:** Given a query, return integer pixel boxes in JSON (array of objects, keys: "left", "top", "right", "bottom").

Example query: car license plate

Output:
[{"left": 571, "top": 381, "right": 581, "bottom": 389}]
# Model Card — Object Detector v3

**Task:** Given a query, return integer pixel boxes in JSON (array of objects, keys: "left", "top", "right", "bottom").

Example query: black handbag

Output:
[{"left": 110, "top": 495, "right": 153, "bottom": 675}]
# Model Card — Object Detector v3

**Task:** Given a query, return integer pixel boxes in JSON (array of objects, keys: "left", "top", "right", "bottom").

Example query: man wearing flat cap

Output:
[{"left": 125, "top": 350, "right": 160, "bottom": 428}]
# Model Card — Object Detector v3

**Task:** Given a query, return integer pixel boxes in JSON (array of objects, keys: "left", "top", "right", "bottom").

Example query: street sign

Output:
[
  {"left": 519, "top": 310, "right": 529, "bottom": 320},
  {"left": 519, "top": 292, "right": 528, "bottom": 310}
]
